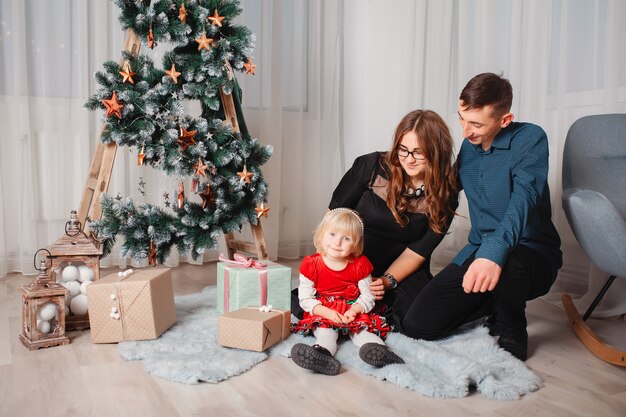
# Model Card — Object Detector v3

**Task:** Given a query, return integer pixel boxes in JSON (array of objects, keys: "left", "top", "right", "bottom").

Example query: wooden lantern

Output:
[
  {"left": 18, "top": 250, "right": 70, "bottom": 350},
  {"left": 47, "top": 210, "right": 103, "bottom": 330}
]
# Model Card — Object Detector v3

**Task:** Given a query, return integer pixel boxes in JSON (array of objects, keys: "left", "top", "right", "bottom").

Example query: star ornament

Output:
[
  {"left": 147, "top": 29, "right": 156, "bottom": 49},
  {"left": 119, "top": 63, "right": 136, "bottom": 84},
  {"left": 199, "top": 185, "right": 215, "bottom": 210},
  {"left": 177, "top": 127, "right": 197, "bottom": 150},
  {"left": 195, "top": 32, "right": 214, "bottom": 51},
  {"left": 208, "top": 9, "right": 225, "bottom": 27},
  {"left": 101, "top": 91, "right": 124, "bottom": 119},
  {"left": 179, "top": 2, "right": 187, "bottom": 23},
  {"left": 255, "top": 202, "right": 270, "bottom": 219},
  {"left": 194, "top": 158, "right": 208, "bottom": 177},
  {"left": 237, "top": 165, "right": 253, "bottom": 184},
  {"left": 148, "top": 241, "right": 157, "bottom": 267},
  {"left": 243, "top": 57, "right": 256, "bottom": 75},
  {"left": 165, "top": 64, "right": 182, "bottom": 84}
]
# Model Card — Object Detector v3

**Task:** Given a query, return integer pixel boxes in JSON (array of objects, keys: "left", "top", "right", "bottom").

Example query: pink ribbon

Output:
[{"left": 219, "top": 253, "right": 268, "bottom": 312}]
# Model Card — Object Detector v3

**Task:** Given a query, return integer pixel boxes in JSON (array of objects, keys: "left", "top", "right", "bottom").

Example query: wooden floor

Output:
[{"left": 2, "top": 260, "right": 626, "bottom": 417}]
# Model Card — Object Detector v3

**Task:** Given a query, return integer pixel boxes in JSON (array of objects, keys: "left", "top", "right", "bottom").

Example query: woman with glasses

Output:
[{"left": 324, "top": 109, "right": 458, "bottom": 333}]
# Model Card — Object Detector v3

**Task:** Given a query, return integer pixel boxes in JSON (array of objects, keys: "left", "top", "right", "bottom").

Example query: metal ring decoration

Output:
[
  {"left": 33, "top": 248, "right": 53, "bottom": 271},
  {"left": 65, "top": 219, "right": 82, "bottom": 237}
]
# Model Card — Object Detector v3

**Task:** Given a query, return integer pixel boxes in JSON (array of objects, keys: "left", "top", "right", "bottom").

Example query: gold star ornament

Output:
[
  {"left": 243, "top": 57, "right": 256, "bottom": 75},
  {"left": 149, "top": 240, "right": 157, "bottom": 267},
  {"left": 138, "top": 145, "right": 146, "bottom": 166},
  {"left": 165, "top": 64, "right": 182, "bottom": 83},
  {"left": 237, "top": 165, "right": 253, "bottom": 184},
  {"left": 208, "top": 9, "right": 225, "bottom": 27},
  {"left": 195, "top": 32, "right": 214, "bottom": 51},
  {"left": 199, "top": 185, "right": 215, "bottom": 210},
  {"left": 194, "top": 158, "right": 208, "bottom": 177},
  {"left": 102, "top": 91, "right": 124, "bottom": 119},
  {"left": 119, "top": 63, "right": 136, "bottom": 84},
  {"left": 147, "top": 29, "right": 156, "bottom": 49},
  {"left": 255, "top": 202, "right": 270, "bottom": 219}
]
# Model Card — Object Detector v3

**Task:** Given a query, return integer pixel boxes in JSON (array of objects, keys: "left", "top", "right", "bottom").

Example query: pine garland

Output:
[{"left": 87, "top": 0, "right": 270, "bottom": 262}]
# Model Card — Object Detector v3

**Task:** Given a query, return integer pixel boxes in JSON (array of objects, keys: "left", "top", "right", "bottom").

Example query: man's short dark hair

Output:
[{"left": 459, "top": 72, "right": 513, "bottom": 116}]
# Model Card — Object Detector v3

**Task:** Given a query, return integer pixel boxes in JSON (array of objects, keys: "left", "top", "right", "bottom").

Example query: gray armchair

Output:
[{"left": 561, "top": 113, "right": 626, "bottom": 366}]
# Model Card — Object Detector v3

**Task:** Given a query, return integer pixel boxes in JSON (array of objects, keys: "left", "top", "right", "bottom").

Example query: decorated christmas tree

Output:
[{"left": 85, "top": 0, "right": 271, "bottom": 264}]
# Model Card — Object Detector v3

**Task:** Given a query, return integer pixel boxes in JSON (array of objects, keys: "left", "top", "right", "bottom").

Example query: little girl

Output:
[{"left": 291, "top": 208, "right": 404, "bottom": 375}]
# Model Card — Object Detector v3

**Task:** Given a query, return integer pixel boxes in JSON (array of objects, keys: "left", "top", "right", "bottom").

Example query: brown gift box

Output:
[
  {"left": 218, "top": 307, "right": 290, "bottom": 352},
  {"left": 87, "top": 267, "right": 176, "bottom": 343}
]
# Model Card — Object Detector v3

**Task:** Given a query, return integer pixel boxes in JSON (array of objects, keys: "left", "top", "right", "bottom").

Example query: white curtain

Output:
[{"left": 1, "top": 0, "right": 625, "bottom": 317}]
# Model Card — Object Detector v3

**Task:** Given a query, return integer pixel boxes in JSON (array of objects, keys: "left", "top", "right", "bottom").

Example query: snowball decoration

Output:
[
  {"left": 63, "top": 281, "right": 81, "bottom": 297},
  {"left": 38, "top": 302, "right": 58, "bottom": 321},
  {"left": 80, "top": 280, "right": 92, "bottom": 294},
  {"left": 70, "top": 294, "right": 88, "bottom": 315},
  {"left": 37, "top": 319, "right": 51, "bottom": 334},
  {"left": 77, "top": 265, "right": 94, "bottom": 282},
  {"left": 61, "top": 265, "right": 80, "bottom": 282}
]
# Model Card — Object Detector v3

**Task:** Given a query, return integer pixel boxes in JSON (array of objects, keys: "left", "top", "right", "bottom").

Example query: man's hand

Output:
[
  {"left": 370, "top": 277, "right": 386, "bottom": 300},
  {"left": 462, "top": 258, "right": 502, "bottom": 293}
]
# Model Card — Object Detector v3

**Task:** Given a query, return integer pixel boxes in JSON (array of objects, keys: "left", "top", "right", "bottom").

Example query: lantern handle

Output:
[
  {"left": 33, "top": 248, "right": 52, "bottom": 271},
  {"left": 65, "top": 210, "right": 82, "bottom": 237}
]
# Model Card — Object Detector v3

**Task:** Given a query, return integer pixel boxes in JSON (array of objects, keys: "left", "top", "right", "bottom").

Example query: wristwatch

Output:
[{"left": 383, "top": 272, "right": 399, "bottom": 290}]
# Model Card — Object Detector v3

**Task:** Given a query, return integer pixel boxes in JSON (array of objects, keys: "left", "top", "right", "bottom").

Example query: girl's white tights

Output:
[{"left": 313, "top": 327, "right": 385, "bottom": 356}]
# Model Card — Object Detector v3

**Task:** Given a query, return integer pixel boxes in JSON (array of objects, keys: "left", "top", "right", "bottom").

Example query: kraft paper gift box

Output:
[
  {"left": 218, "top": 307, "right": 291, "bottom": 351},
  {"left": 87, "top": 267, "right": 176, "bottom": 343},
  {"left": 217, "top": 254, "right": 292, "bottom": 314}
]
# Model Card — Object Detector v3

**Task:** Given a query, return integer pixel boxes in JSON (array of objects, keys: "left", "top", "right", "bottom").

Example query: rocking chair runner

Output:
[{"left": 561, "top": 113, "right": 626, "bottom": 366}]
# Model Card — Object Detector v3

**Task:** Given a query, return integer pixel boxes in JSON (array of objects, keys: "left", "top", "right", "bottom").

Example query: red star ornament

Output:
[
  {"left": 195, "top": 32, "right": 214, "bottom": 51},
  {"left": 255, "top": 202, "right": 270, "bottom": 219},
  {"left": 165, "top": 64, "right": 182, "bottom": 83},
  {"left": 199, "top": 185, "right": 215, "bottom": 210},
  {"left": 119, "top": 63, "right": 136, "bottom": 84},
  {"left": 102, "top": 91, "right": 124, "bottom": 119},
  {"left": 208, "top": 9, "right": 225, "bottom": 27},
  {"left": 243, "top": 57, "right": 256, "bottom": 75},
  {"left": 237, "top": 165, "right": 253, "bottom": 184},
  {"left": 177, "top": 127, "right": 197, "bottom": 150}
]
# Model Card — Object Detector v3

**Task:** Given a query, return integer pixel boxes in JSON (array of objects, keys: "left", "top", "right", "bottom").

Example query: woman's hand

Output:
[{"left": 370, "top": 277, "right": 386, "bottom": 300}]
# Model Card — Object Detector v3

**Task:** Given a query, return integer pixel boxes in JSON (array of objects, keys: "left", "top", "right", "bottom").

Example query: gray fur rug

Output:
[{"left": 117, "top": 286, "right": 542, "bottom": 400}]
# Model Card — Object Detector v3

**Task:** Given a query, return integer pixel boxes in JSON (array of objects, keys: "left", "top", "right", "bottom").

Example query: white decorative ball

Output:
[
  {"left": 37, "top": 319, "right": 51, "bottom": 334},
  {"left": 61, "top": 265, "right": 79, "bottom": 282},
  {"left": 77, "top": 265, "right": 94, "bottom": 282},
  {"left": 79, "top": 280, "right": 92, "bottom": 294},
  {"left": 63, "top": 281, "right": 81, "bottom": 297},
  {"left": 70, "top": 294, "right": 89, "bottom": 315},
  {"left": 38, "top": 302, "right": 58, "bottom": 321},
  {"left": 64, "top": 304, "right": 70, "bottom": 316}
]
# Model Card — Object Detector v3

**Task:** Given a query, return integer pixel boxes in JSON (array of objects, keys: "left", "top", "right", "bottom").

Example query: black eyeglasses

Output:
[{"left": 397, "top": 147, "right": 426, "bottom": 161}]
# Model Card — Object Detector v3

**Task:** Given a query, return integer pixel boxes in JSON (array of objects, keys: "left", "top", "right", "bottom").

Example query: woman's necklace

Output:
[{"left": 404, "top": 184, "right": 425, "bottom": 199}]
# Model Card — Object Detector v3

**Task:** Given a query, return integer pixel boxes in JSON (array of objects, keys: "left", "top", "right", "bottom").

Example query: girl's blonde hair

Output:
[{"left": 313, "top": 208, "right": 365, "bottom": 260}]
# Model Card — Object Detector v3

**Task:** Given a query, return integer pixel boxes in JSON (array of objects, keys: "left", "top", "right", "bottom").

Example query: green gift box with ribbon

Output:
[{"left": 216, "top": 254, "right": 292, "bottom": 314}]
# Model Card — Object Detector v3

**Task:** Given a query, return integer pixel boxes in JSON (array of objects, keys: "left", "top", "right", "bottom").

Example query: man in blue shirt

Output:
[{"left": 400, "top": 73, "right": 562, "bottom": 361}]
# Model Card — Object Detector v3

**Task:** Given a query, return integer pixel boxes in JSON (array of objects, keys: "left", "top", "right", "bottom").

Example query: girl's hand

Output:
[
  {"left": 343, "top": 309, "right": 357, "bottom": 324},
  {"left": 313, "top": 305, "right": 346, "bottom": 324},
  {"left": 370, "top": 277, "right": 386, "bottom": 300}
]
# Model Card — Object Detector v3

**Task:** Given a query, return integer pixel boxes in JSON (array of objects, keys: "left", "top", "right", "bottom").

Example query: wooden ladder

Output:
[{"left": 77, "top": 29, "right": 268, "bottom": 261}]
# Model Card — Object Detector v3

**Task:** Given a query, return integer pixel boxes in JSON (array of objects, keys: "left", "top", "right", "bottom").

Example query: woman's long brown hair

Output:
[{"left": 384, "top": 110, "right": 457, "bottom": 234}]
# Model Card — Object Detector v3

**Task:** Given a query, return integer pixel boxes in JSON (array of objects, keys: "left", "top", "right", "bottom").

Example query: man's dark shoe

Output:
[
  {"left": 497, "top": 328, "right": 528, "bottom": 361},
  {"left": 483, "top": 313, "right": 501, "bottom": 337},
  {"left": 359, "top": 343, "right": 405, "bottom": 367},
  {"left": 291, "top": 343, "right": 341, "bottom": 375}
]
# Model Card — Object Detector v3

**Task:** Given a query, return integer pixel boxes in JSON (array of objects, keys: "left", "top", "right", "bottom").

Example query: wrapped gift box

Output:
[
  {"left": 217, "top": 256, "right": 291, "bottom": 314},
  {"left": 218, "top": 307, "right": 291, "bottom": 351},
  {"left": 86, "top": 267, "right": 176, "bottom": 343}
]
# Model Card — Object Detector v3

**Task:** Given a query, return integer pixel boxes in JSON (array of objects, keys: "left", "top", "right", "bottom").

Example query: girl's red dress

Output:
[{"left": 292, "top": 253, "right": 391, "bottom": 338}]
